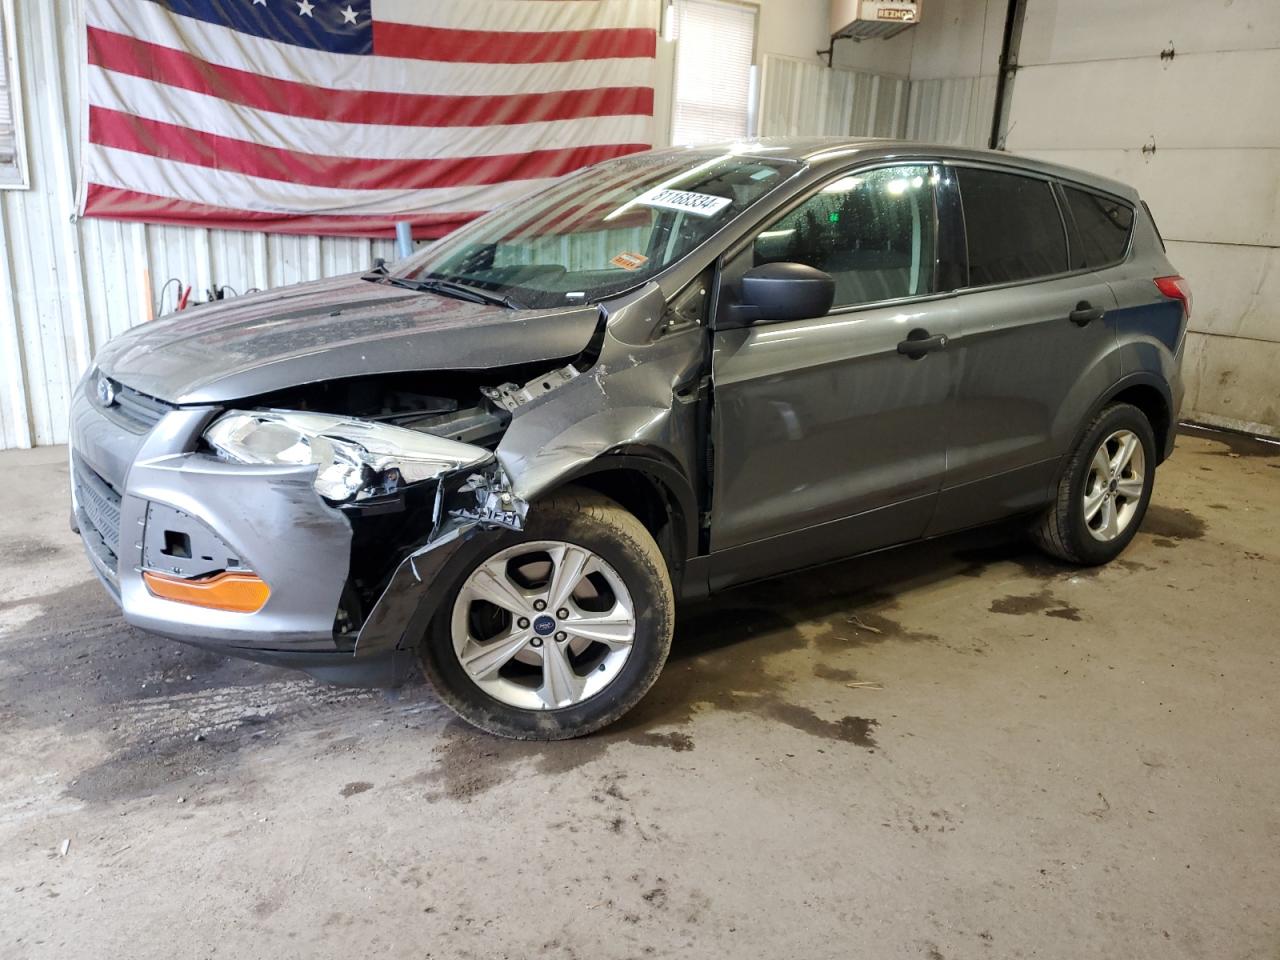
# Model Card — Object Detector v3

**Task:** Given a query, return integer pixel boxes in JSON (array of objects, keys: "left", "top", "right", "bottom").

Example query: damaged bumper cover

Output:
[
  {"left": 343, "top": 462, "right": 528, "bottom": 685},
  {"left": 68, "top": 372, "right": 527, "bottom": 687},
  {"left": 151, "top": 459, "right": 527, "bottom": 688}
]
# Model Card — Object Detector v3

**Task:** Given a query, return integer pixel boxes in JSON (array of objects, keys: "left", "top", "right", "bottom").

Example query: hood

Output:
[{"left": 95, "top": 274, "right": 602, "bottom": 404}]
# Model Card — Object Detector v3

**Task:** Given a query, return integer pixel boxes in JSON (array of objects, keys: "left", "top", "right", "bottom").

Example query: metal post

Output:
[{"left": 395, "top": 222, "right": 414, "bottom": 260}]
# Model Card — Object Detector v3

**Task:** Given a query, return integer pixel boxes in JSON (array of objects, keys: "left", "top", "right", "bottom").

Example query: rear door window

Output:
[
  {"left": 754, "top": 164, "right": 937, "bottom": 309},
  {"left": 1063, "top": 185, "right": 1134, "bottom": 268},
  {"left": 956, "top": 167, "right": 1068, "bottom": 285}
]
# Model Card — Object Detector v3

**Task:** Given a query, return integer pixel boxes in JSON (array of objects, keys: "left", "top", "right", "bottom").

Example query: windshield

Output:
[{"left": 390, "top": 151, "right": 799, "bottom": 310}]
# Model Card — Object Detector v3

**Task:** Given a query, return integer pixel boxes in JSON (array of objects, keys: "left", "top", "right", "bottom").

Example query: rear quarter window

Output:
[
  {"left": 1064, "top": 186, "right": 1134, "bottom": 268},
  {"left": 956, "top": 167, "right": 1068, "bottom": 286}
]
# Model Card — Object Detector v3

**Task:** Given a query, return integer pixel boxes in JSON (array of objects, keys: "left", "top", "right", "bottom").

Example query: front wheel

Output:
[
  {"left": 417, "top": 488, "right": 675, "bottom": 740},
  {"left": 1033, "top": 402, "right": 1157, "bottom": 565}
]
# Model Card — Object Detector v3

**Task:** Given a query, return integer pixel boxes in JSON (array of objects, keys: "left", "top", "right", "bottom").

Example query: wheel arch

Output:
[
  {"left": 1098, "top": 373, "right": 1174, "bottom": 463},
  {"left": 538, "top": 449, "right": 700, "bottom": 584}
]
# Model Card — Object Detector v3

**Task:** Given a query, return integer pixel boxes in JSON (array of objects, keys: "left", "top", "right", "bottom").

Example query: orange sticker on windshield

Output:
[{"left": 610, "top": 252, "right": 649, "bottom": 271}]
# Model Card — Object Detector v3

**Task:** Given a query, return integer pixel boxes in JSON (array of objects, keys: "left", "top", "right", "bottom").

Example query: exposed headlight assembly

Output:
[{"left": 204, "top": 410, "right": 492, "bottom": 503}]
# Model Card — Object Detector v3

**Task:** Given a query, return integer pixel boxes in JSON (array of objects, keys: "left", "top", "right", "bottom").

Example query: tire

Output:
[
  {"left": 417, "top": 487, "right": 675, "bottom": 740},
  {"left": 1033, "top": 402, "right": 1157, "bottom": 565}
]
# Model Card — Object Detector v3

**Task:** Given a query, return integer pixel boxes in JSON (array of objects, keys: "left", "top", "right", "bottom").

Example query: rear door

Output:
[
  {"left": 928, "top": 164, "right": 1120, "bottom": 535},
  {"left": 707, "top": 163, "right": 964, "bottom": 588}
]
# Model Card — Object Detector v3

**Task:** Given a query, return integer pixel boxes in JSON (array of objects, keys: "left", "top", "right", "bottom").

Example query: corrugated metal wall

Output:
[
  {"left": 905, "top": 76, "right": 997, "bottom": 148},
  {"left": 758, "top": 55, "right": 910, "bottom": 139},
  {"left": 902, "top": 0, "right": 1003, "bottom": 149},
  {"left": 0, "top": 2, "right": 395, "bottom": 450},
  {"left": 758, "top": 55, "right": 996, "bottom": 150}
]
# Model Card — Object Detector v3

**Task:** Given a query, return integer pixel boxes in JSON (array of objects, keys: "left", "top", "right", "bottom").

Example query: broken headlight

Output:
[{"left": 204, "top": 410, "right": 492, "bottom": 503}]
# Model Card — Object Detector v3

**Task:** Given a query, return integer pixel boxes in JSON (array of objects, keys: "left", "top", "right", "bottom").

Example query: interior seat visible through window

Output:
[{"left": 753, "top": 165, "right": 938, "bottom": 309}]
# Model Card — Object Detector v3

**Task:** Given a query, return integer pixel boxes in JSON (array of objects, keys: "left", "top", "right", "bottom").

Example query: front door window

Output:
[{"left": 753, "top": 165, "right": 938, "bottom": 309}]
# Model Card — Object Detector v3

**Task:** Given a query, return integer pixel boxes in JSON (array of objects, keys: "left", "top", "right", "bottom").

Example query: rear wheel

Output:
[
  {"left": 1033, "top": 402, "right": 1156, "bottom": 565},
  {"left": 418, "top": 488, "right": 674, "bottom": 740}
]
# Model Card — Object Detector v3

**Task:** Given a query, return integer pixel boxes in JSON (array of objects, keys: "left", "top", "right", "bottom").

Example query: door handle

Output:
[
  {"left": 1069, "top": 301, "right": 1106, "bottom": 326},
  {"left": 897, "top": 329, "right": 948, "bottom": 359}
]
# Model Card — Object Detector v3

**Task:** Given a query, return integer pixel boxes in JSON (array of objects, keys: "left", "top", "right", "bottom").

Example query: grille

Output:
[
  {"left": 101, "top": 382, "right": 173, "bottom": 433},
  {"left": 73, "top": 455, "right": 122, "bottom": 561}
]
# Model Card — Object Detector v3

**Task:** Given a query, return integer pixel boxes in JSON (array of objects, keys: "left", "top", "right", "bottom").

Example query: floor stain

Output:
[
  {"left": 628, "top": 731, "right": 694, "bottom": 752},
  {"left": 11, "top": 518, "right": 1161, "bottom": 807},
  {"left": 1114, "top": 558, "right": 1156, "bottom": 573},
  {"left": 954, "top": 537, "right": 1104, "bottom": 581},
  {"left": 1183, "top": 425, "right": 1280, "bottom": 459},
  {"left": 1, "top": 579, "right": 410, "bottom": 804},
  {"left": 989, "top": 588, "right": 1082, "bottom": 622},
  {"left": 763, "top": 703, "right": 879, "bottom": 748},
  {"left": 1143, "top": 505, "right": 1207, "bottom": 541},
  {"left": 2, "top": 540, "right": 64, "bottom": 566},
  {"left": 813, "top": 662, "right": 860, "bottom": 682},
  {"left": 340, "top": 781, "right": 373, "bottom": 797}
]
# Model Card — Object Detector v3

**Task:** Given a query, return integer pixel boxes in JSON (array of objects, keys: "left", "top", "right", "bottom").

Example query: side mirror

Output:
[{"left": 726, "top": 262, "right": 835, "bottom": 327}]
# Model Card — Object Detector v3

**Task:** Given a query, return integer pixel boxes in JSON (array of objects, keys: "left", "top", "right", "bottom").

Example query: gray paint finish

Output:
[
  {"left": 710, "top": 297, "right": 958, "bottom": 550},
  {"left": 65, "top": 137, "right": 1186, "bottom": 683},
  {"left": 94, "top": 274, "right": 603, "bottom": 405}
]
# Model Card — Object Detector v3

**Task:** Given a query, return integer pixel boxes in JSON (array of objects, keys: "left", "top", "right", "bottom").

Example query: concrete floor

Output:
[{"left": 1, "top": 428, "right": 1277, "bottom": 959}]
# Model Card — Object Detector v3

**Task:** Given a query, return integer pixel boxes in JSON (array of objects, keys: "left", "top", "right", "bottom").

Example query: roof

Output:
[{"left": 655, "top": 137, "right": 1140, "bottom": 202}]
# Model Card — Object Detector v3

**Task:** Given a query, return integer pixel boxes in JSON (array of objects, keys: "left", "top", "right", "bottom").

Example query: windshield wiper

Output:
[{"left": 380, "top": 275, "right": 525, "bottom": 310}]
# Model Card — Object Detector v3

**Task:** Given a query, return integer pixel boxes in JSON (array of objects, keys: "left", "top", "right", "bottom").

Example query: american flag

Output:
[{"left": 79, "top": 0, "right": 660, "bottom": 238}]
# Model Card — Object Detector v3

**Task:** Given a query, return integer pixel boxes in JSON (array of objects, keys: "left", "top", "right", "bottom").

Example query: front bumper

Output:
[{"left": 69, "top": 376, "right": 507, "bottom": 685}]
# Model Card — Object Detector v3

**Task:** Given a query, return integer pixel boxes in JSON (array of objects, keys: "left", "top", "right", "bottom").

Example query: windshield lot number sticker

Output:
[
  {"left": 610, "top": 252, "right": 650, "bottom": 271},
  {"left": 639, "top": 188, "right": 733, "bottom": 218}
]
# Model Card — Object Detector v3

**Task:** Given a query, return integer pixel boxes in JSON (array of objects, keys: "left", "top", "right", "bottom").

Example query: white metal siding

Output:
[
  {"left": 1005, "top": 0, "right": 1280, "bottom": 436},
  {"left": 902, "top": 0, "right": 1003, "bottom": 148},
  {"left": 904, "top": 75, "right": 997, "bottom": 148},
  {"left": 758, "top": 55, "right": 909, "bottom": 139},
  {"left": 0, "top": 2, "right": 394, "bottom": 450}
]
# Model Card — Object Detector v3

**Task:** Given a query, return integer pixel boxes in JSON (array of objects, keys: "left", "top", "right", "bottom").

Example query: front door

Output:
[{"left": 707, "top": 163, "right": 960, "bottom": 589}]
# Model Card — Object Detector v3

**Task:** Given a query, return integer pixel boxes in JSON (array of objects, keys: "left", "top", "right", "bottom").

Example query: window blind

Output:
[
  {"left": 671, "top": 0, "right": 756, "bottom": 145},
  {"left": 0, "top": 0, "right": 25, "bottom": 188}
]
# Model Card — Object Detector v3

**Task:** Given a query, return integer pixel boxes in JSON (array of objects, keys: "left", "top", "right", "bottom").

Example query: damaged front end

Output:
[
  {"left": 191, "top": 280, "right": 707, "bottom": 687},
  {"left": 228, "top": 370, "right": 550, "bottom": 685},
  {"left": 333, "top": 283, "right": 709, "bottom": 687},
  {"left": 345, "top": 458, "right": 529, "bottom": 683}
]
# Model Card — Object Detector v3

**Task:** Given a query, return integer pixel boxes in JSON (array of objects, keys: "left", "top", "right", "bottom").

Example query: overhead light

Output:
[{"left": 822, "top": 176, "right": 864, "bottom": 193}]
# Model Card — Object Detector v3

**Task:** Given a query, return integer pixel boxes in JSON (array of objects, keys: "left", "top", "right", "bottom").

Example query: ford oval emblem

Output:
[{"left": 96, "top": 374, "right": 117, "bottom": 407}]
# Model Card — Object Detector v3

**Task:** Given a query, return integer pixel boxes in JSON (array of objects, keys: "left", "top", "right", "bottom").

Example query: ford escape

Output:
[{"left": 70, "top": 138, "right": 1189, "bottom": 739}]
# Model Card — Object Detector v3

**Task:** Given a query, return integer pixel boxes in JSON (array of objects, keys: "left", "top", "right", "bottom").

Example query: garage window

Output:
[
  {"left": 671, "top": 0, "right": 757, "bottom": 145},
  {"left": 755, "top": 165, "right": 938, "bottom": 308},
  {"left": 957, "top": 167, "right": 1067, "bottom": 286},
  {"left": 1063, "top": 185, "right": 1134, "bottom": 269},
  {"left": 0, "top": 0, "right": 26, "bottom": 190}
]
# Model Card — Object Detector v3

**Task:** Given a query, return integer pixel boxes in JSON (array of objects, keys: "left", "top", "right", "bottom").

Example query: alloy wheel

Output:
[
  {"left": 1082, "top": 428, "right": 1145, "bottom": 542},
  {"left": 449, "top": 541, "right": 637, "bottom": 710}
]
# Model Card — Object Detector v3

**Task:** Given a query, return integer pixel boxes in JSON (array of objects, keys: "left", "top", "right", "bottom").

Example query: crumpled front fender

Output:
[{"left": 352, "top": 463, "right": 527, "bottom": 664}]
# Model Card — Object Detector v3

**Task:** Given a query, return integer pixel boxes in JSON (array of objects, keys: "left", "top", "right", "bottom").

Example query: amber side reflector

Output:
[{"left": 143, "top": 570, "right": 271, "bottom": 614}]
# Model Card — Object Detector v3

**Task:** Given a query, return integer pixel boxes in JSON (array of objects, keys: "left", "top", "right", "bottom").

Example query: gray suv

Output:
[{"left": 69, "top": 138, "right": 1189, "bottom": 739}]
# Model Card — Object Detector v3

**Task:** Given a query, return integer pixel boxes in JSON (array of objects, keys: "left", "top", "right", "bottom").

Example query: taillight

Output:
[{"left": 1154, "top": 275, "right": 1191, "bottom": 319}]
